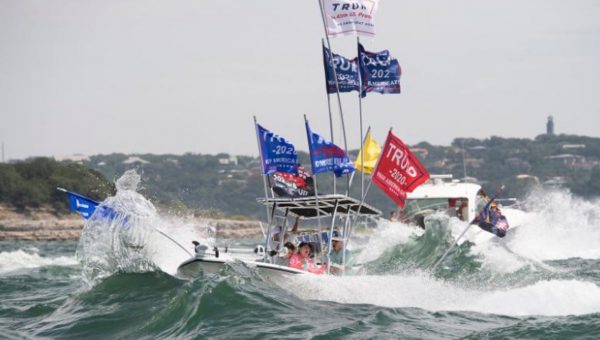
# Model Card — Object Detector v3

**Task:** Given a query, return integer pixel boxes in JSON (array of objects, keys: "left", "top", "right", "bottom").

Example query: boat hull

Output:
[{"left": 176, "top": 256, "right": 308, "bottom": 280}]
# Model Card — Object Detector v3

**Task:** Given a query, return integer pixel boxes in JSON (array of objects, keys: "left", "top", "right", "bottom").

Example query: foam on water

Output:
[
  {"left": 354, "top": 220, "right": 424, "bottom": 264},
  {"left": 426, "top": 188, "right": 600, "bottom": 273},
  {"left": 506, "top": 189, "right": 600, "bottom": 261},
  {"left": 290, "top": 273, "right": 600, "bottom": 316},
  {"left": 0, "top": 249, "right": 77, "bottom": 274},
  {"left": 288, "top": 187, "right": 600, "bottom": 316}
]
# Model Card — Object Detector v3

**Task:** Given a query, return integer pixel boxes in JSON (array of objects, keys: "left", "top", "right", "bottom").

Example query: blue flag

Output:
[
  {"left": 62, "top": 188, "right": 130, "bottom": 229},
  {"left": 323, "top": 44, "right": 360, "bottom": 94},
  {"left": 358, "top": 42, "right": 401, "bottom": 97},
  {"left": 257, "top": 124, "right": 298, "bottom": 175},
  {"left": 66, "top": 191, "right": 99, "bottom": 219},
  {"left": 305, "top": 121, "right": 355, "bottom": 177}
]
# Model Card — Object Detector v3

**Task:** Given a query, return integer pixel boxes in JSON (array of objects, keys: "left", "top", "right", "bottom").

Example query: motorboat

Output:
[
  {"left": 175, "top": 194, "right": 381, "bottom": 279},
  {"left": 402, "top": 175, "right": 526, "bottom": 240}
]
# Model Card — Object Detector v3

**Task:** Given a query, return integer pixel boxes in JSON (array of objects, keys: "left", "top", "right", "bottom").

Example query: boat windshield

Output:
[
  {"left": 404, "top": 198, "right": 449, "bottom": 218},
  {"left": 403, "top": 197, "right": 469, "bottom": 226}
]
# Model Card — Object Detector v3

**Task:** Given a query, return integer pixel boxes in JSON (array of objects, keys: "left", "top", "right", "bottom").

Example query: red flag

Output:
[{"left": 372, "top": 131, "right": 430, "bottom": 207}]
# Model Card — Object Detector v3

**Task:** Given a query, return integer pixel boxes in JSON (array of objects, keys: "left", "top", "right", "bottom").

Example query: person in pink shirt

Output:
[{"left": 288, "top": 242, "right": 325, "bottom": 274}]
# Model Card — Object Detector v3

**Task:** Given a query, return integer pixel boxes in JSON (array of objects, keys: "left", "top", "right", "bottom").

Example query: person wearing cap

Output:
[
  {"left": 328, "top": 235, "right": 355, "bottom": 274},
  {"left": 288, "top": 242, "right": 325, "bottom": 274}
]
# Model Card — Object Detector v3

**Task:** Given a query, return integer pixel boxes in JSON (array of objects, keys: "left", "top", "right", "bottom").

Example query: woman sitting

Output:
[{"left": 289, "top": 242, "right": 325, "bottom": 274}]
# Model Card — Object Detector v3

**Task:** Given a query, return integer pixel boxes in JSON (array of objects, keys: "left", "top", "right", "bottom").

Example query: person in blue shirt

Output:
[
  {"left": 328, "top": 236, "right": 355, "bottom": 274},
  {"left": 477, "top": 201, "right": 509, "bottom": 238}
]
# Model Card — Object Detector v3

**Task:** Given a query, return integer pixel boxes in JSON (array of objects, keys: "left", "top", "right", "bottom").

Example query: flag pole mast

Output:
[
  {"left": 317, "top": 0, "right": 350, "bottom": 194},
  {"left": 304, "top": 115, "right": 325, "bottom": 263},
  {"left": 349, "top": 125, "right": 371, "bottom": 190},
  {"left": 253, "top": 116, "right": 274, "bottom": 232},
  {"left": 322, "top": 39, "right": 337, "bottom": 195},
  {"left": 357, "top": 36, "right": 365, "bottom": 199},
  {"left": 346, "top": 127, "right": 391, "bottom": 244}
]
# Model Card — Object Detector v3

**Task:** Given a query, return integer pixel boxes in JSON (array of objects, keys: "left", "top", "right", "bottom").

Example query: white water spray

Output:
[{"left": 76, "top": 170, "right": 214, "bottom": 285}]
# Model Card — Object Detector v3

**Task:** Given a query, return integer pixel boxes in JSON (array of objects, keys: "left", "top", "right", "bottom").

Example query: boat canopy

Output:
[{"left": 257, "top": 194, "right": 381, "bottom": 219}]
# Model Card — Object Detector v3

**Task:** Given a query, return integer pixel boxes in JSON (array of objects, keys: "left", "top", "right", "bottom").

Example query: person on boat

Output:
[
  {"left": 476, "top": 189, "right": 490, "bottom": 212},
  {"left": 398, "top": 209, "right": 408, "bottom": 223},
  {"left": 269, "top": 217, "right": 300, "bottom": 251},
  {"left": 328, "top": 236, "right": 355, "bottom": 275},
  {"left": 389, "top": 211, "right": 399, "bottom": 222},
  {"left": 289, "top": 242, "right": 325, "bottom": 274},
  {"left": 457, "top": 200, "right": 468, "bottom": 221},
  {"left": 275, "top": 242, "right": 296, "bottom": 266},
  {"left": 476, "top": 201, "right": 509, "bottom": 238},
  {"left": 446, "top": 199, "right": 458, "bottom": 217}
]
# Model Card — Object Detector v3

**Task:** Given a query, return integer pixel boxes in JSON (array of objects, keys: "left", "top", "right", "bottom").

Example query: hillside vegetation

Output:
[
  {"left": 1, "top": 134, "right": 599, "bottom": 218},
  {"left": 0, "top": 158, "right": 114, "bottom": 213}
]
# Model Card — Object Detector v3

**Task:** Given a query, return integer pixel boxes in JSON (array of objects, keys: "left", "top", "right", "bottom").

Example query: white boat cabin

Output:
[{"left": 403, "top": 175, "right": 482, "bottom": 226}]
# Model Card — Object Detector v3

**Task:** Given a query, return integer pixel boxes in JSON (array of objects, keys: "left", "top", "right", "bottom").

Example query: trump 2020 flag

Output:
[
  {"left": 371, "top": 131, "right": 429, "bottom": 207},
  {"left": 358, "top": 43, "right": 401, "bottom": 97},
  {"left": 257, "top": 124, "right": 298, "bottom": 175},
  {"left": 65, "top": 190, "right": 99, "bottom": 219},
  {"left": 323, "top": 44, "right": 360, "bottom": 94},
  {"left": 305, "top": 121, "right": 355, "bottom": 177},
  {"left": 321, "top": 0, "right": 379, "bottom": 37}
]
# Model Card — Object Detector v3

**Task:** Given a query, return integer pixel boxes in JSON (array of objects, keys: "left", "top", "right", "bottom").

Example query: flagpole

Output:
[
  {"left": 253, "top": 116, "right": 274, "bottom": 231},
  {"left": 345, "top": 127, "right": 391, "bottom": 243},
  {"left": 357, "top": 37, "right": 365, "bottom": 200},
  {"left": 350, "top": 125, "right": 371, "bottom": 191},
  {"left": 317, "top": 0, "right": 349, "bottom": 194},
  {"left": 305, "top": 115, "right": 324, "bottom": 262},
  {"left": 322, "top": 39, "right": 337, "bottom": 195}
]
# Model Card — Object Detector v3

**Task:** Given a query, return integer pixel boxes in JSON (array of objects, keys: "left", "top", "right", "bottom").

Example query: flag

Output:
[
  {"left": 65, "top": 190, "right": 99, "bottom": 219},
  {"left": 272, "top": 164, "right": 315, "bottom": 198},
  {"left": 256, "top": 124, "right": 298, "bottom": 175},
  {"left": 306, "top": 121, "right": 355, "bottom": 177},
  {"left": 323, "top": 44, "right": 359, "bottom": 94},
  {"left": 60, "top": 188, "right": 131, "bottom": 229},
  {"left": 371, "top": 131, "right": 430, "bottom": 207},
  {"left": 321, "top": 0, "right": 380, "bottom": 37},
  {"left": 354, "top": 131, "right": 381, "bottom": 174},
  {"left": 358, "top": 42, "right": 401, "bottom": 97}
]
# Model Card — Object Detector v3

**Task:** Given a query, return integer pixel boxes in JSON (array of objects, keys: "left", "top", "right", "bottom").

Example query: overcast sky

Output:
[{"left": 1, "top": 0, "right": 599, "bottom": 161}]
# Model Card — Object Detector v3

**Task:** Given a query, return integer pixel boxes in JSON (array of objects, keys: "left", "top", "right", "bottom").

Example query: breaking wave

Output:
[{"left": 0, "top": 248, "right": 77, "bottom": 275}]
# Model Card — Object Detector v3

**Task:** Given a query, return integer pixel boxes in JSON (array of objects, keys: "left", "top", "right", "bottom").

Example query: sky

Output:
[{"left": 1, "top": 0, "right": 599, "bottom": 161}]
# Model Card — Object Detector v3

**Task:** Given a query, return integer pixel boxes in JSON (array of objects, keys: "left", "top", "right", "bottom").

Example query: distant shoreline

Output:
[{"left": 0, "top": 205, "right": 263, "bottom": 241}]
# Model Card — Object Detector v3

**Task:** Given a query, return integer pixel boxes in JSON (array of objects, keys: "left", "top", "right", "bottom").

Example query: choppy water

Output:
[{"left": 1, "top": 173, "right": 599, "bottom": 339}]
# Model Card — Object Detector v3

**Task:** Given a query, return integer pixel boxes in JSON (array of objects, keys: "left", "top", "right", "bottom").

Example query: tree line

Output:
[
  {"left": 1, "top": 133, "right": 599, "bottom": 217},
  {"left": 0, "top": 157, "right": 114, "bottom": 212}
]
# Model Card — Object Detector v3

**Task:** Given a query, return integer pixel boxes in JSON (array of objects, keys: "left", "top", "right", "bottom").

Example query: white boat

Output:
[
  {"left": 403, "top": 175, "right": 526, "bottom": 239},
  {"left": 175, "top": 194, "right": 381, "bottom": 279}
]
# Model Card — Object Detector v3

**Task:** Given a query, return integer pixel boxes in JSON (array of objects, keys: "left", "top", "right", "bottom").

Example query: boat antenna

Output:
[{"left": 461, "top": 139, "right": 467, "bottom": 179}]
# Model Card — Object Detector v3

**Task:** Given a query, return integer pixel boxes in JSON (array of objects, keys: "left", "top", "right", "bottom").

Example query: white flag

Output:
[{"left": 321, "top": 0, "right": 380, "bottom": 37}]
